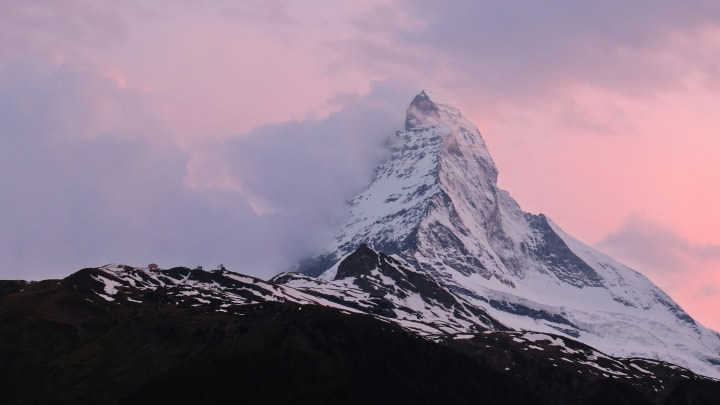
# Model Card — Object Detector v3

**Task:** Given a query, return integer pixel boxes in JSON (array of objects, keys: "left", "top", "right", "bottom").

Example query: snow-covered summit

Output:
[
  {"left": 298, "top": 91, "right": 720, "bottom": 378},
  {"left": 405, "top": 90, "right": 463, "bottom": 129}
]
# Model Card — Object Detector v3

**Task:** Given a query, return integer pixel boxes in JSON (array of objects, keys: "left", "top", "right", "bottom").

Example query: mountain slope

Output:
[
  {"left": 298, "top": 90, "right": 720, "bottom": 378},
  {"left": 0, "top": 273, "right": 539, "bottom": 404},
  {"left": 276, "top": 244, "right": 505, "bottom": 335}
]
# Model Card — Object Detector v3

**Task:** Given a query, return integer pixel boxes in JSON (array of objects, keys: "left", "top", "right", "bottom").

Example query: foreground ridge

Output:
[{"left": 1, "top": 261, "right": 719, "bottom": 403}]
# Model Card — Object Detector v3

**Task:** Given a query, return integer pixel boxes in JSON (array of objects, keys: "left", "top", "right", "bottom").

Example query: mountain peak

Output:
[
  {"left": 404, "top": 90, "right": 458, "bottom": 130},
  {"left": 298, "top": 90, "right": 720, "bottom": 378}
]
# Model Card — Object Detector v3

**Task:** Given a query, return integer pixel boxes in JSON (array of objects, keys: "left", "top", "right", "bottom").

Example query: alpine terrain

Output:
[
  {"left": 3, "top": 262, "right": 719, "bottom": 403},
  {"left": 297, "top": 90, "right": 720, "bottom": 379},
  {"left": 3, "top": 91, "right": 720, "bottom": 404}
]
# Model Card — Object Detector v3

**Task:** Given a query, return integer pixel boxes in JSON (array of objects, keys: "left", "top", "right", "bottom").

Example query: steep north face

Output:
[{"left": 298, "top": 90, "right": 720, "bottom": 378}]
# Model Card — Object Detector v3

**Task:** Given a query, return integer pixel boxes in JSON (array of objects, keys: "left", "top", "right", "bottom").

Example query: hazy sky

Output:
[{"left": 1, "top": 1, "right": 719, "bottom": 330}]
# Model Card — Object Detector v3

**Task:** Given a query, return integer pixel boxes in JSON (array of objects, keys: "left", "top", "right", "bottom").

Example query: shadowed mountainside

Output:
[{"left": 1, "top": 261, "right": 719, "bottom": 404}]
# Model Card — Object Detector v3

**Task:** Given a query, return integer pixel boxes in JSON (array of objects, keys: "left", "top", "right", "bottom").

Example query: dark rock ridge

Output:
[
  {"left": 405, "top": 90, "right": 441, "bottom": 130},
  {"left": 2, "top": 261, "right": 719, "bottom": 404}
]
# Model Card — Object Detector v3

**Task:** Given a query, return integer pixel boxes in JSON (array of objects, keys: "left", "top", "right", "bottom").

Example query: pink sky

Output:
[{"left": 0, "top": 1, "right": 718, "bottom": 330}]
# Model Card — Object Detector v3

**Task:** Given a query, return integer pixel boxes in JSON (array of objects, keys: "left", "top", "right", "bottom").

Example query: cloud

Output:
[
  {"left": 597, "top": 214, "right": 720, "bottom": 329},
  {"left": 0, "top": 1, "right": 422, "bottom": 280},
  {"left": 0, "top": 1, "right": 129, "bottom": 58},
  {"left": 0, "top": 59, "right": 249, "bottom": 278},
  {"left": 0, "top": 61, "right": 414, "bottom": 280},
  {"left": 338, "top": 1, "right": 720, "bottom": 101},
  {"left": 597, "top": 213, "right": 720, "bottom": 274},
  {"left": 220, "top": 80, "right": 414, "bottom": 259},
  {"left": 0, "top": 59, "right": 159, "bottom": 141},
  {"left": 698, "top": 284, "right": 720, "bottom": 297}
]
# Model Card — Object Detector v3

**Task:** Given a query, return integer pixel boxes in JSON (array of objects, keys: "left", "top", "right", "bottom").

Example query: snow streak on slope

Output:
[
  {"left": 279, "top": 244, "right": 504, "bottom": 336},
  {"left": 298, "top": 90, "right": 720, "bottom": 378},
  {"left": 77, "top": 262, "right": 498, "bottom": 337}
]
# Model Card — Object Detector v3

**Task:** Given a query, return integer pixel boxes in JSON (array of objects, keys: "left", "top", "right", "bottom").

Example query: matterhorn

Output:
[{"left": 297, "top": 90, "right": 720, "bottom": 378}]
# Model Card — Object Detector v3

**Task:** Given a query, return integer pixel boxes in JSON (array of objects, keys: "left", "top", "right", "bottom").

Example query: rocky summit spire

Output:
[
  {"left": 306, "top": 90, "right": 502, "bottom": 275},
  {"left": 297, "top": 90, "right": 720, "bottom": 378},
  {"left": 405, "top": 90, "right": 441, "bottom": 130}
]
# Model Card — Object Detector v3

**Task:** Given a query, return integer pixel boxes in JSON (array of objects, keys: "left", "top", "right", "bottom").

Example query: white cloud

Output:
[
  {"left": 597, "top": 214, "right": 720, "bottom": 275},
  {"left": 0, "top": 63, "right": 414, "bottom": 280}
]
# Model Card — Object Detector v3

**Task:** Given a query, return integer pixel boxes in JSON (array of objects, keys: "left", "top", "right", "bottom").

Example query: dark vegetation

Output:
[{"left": 0, "top": 277, "right": 538, "bottom": 404}]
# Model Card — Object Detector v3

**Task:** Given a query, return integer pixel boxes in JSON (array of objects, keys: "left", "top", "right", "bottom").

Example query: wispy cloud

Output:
[
  {"left": 598, "top": 214, "right": 720, "bottom": 273},
  {"left": 342, "top": 1, "right": 720, "bottom": 99},
  {"left": 597, "top": 214, "right": 720, "bottom": 329},
  {"left": 0, "top": 65, "right": 410, "bottom": 279}
]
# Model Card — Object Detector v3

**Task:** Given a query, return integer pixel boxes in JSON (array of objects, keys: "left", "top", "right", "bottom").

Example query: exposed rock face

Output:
[{"left": 298, "top": 91, "right": 720, "bottom": 378}]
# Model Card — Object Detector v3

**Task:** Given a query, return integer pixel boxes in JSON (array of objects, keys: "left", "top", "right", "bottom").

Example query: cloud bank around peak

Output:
[{"left": 0, "top": 69, "right": 412, "bottom": 279}]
